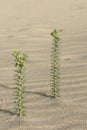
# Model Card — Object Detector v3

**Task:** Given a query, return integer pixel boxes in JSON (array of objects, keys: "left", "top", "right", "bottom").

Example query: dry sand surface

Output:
[{"left": 0, "top": 0, "right": 87, "bottom": 129}]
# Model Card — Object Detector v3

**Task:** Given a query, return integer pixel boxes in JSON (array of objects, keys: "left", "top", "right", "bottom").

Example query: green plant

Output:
[
  {"left": 51, "top": 29, "right": 60, "bottom": 98},
  {"left": 12, "top": 50, "right": 28, "bottom": 116}
]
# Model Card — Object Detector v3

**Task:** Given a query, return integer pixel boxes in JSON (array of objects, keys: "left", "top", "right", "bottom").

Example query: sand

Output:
[{"left": 0, "top": 0, "right": 87, "bottom": 129}]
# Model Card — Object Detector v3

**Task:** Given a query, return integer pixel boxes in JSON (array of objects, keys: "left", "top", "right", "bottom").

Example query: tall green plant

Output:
[
  {"left": 51, "top": 29, "right": 60, "bottom": 98},
  {"left": 12, "top": 50, "right": 28, "bottom": 116}
]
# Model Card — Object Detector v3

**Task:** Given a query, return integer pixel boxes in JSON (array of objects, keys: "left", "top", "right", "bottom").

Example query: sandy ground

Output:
[{"left": 0, "top": 0, "right": 87, "bottom": 129}]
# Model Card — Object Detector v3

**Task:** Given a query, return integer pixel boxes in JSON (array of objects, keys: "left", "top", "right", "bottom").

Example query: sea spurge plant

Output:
[
  {"left": 12, "top": 50, "right": 28, "bottom": 116},
  {"left": 51, "top": 29, "right": 60, "bottom": 98}
]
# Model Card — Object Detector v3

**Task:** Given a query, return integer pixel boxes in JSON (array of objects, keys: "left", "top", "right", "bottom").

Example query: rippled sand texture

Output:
[{"left": 0, "top": 0, "right": 87, "bottom": 130}]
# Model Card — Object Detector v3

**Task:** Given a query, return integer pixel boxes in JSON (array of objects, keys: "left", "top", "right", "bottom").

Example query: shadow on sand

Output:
[
  {"left": 26, "top": 91, "right": 54, "bottom": 99},
  {"left": 0, "top": 84, "right": 53, "bottom": 98},
  {"left": 0, "top": 84, "right": 14, "bottom": 90},
  {"left": 0, "top": 109, "right": 15, "bottom": 115}
]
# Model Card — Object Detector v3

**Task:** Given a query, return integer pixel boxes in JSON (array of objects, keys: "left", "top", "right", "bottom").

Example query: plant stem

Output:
[
  {"left": 12, "top": 51, "right": 28, "bottom": 116},
  {"left": 51, "top": 29, "right": 60, "bottom": 98}
]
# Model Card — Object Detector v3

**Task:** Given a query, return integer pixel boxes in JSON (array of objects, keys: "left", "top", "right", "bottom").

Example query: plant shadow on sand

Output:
[
  {"left": 26, "top": 91, "right": 54, "bottom": 99},
  {"left": 0, "top": 84, "right": 15, "bottom": 90},
  {"left": 0, "top": 84, "right": 54, "bottom": 99},
  {"left": 0, "top": 109, "right": 15, "bottom": 115},
  {"left": 0, "top": 84, "right": 15, "bottom": 116}
]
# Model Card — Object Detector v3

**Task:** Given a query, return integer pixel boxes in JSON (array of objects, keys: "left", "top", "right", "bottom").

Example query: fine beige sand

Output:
[{"left": 0, "top": 0, "right": 87, "bottom": 130}]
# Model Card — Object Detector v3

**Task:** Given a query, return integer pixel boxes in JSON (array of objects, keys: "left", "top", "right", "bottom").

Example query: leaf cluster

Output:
[{"left": 12, "top": 50, "right": 28, "bottom": 116}]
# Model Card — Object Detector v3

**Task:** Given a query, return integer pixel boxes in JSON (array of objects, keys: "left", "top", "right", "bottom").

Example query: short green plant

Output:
[
  {"left": 12, "top": 50, "right": 28, "bottom": 116},
  {"left": 51, "top": 29, "right": 60, "bottom": 98}
]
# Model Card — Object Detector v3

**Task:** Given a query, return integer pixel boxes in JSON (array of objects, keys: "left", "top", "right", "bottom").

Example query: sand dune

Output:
[{"left": 0, "top": 0, "right": 87, "bottom": 129}]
